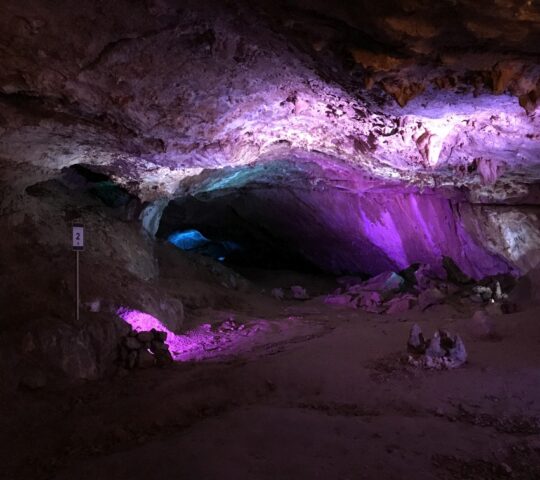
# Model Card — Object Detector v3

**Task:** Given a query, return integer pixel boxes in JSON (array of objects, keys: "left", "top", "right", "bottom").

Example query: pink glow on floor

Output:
[{"left": 116, "top": 307, "right": 261, "bottom": 361}]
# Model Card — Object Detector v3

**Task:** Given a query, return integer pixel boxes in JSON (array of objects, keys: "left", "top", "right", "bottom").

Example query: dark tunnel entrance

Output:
[
  {"left": 157, "top": 193, "right": 326, "bottom": 274},
  {"left": 155, "top": 157, "right": 514, "bottom": 281}
]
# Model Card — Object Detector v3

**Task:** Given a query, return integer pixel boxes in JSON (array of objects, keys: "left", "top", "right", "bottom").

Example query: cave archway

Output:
[{"left": 156, "top": 155, "right": 514, "bottom": 279}]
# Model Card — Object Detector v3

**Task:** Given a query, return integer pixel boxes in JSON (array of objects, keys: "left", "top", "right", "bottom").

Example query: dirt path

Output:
[{"left": 3, "top": 304, "right": 540, "bottom": 479}]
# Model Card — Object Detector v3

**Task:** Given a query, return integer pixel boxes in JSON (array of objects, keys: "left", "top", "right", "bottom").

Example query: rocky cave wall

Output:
[
  {"left": 0, "top": 0, "right": 540, "bottom": 388},
  {"left": 159, "top": 169, "right": 539, "bottom": 279},
  {"left": 0, "top": 0, "right": 539, "bottom": 274}
]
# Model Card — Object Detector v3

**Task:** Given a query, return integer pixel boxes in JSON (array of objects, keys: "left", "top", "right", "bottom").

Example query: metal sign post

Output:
[{"left": 72, "top": 223, "right": 84, "bottom": 322}]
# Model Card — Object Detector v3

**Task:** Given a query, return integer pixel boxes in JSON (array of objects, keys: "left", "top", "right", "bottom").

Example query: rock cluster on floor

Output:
[
  {"left": 407, "top": 324, "right": 467, "bottom": 369},
  {"left": 118, "top": 329, "right": 173, "bottom": 370},
  {"left": 319, "top": 256, "right": 515, "bottom": 316}
]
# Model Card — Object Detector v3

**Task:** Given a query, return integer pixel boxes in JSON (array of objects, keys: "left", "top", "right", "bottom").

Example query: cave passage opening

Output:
[
  {"left": 159, "top": 193, "right": 327, "bottom": 274},
  {"left": 156, "top": 155, "right": 515, "bottom": 281}
]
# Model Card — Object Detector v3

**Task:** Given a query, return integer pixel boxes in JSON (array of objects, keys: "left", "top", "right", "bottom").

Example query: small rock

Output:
[
  {"left": 124, "top": 336, "right": 142, "bottom": 350},
  {"left": 137, "top": 331, "right": 154, "bottom": 343},
  {"left": 473, "top": 285, "right": 493, "bottom": 302},
  {"left": 150, "top": 340, "right": 168, "bottom": 352},
  {"left": 407, "top": 324, "right": 426, "bottom": 354},
  {"left": 418, "top": 288, "right": 445, "bottom": 311},
  {"left": 494, "top": 281, "right": 503, "bottom": 301},
  {"left": 349, "top": 271, "right": 404, "bottom": 297},
  {"left": 290, "top": 285, "right": 309, "bottom": 300},
  {"left": 386, "top": 295, "right": 415, "bottom": 314},
  {"left": 425, "top": 331, "right": 444, "bottom": 358},
  {"left": 446, "top": 334, "right": 467, "bottom": 367},
  {"left": 271, "top": 287, "right": 284, "bottom": 300},
  {"left": 408, "top": 327, "right": 467, "bottom": 369},
  {"left": 153, "top": 329, "right": 167, "bottom": 342},
  {"left": 86, "top": 299, "right": 101, "bottom": 313},
  {"left": 323, "top": 294, "right": 352, "bottom": 306},
  {"left": 470, "top": 293, "right": 484, "bottom": 303},
  {"left": 154, "top": 348, "right": 173, "bottom": 365},
  {"left": 137, "top": 349, "right": 155, "bottom": 369},
  {"left": 414, "top": 264, "right": 446, "bottom": 290},
  {"left": 356, "top": 290, "right": 383, "bottom": 312}
]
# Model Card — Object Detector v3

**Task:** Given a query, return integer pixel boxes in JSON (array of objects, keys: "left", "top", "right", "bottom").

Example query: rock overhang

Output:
[{"left": 0, "top": 0, "right": 540, "bottom": 278}]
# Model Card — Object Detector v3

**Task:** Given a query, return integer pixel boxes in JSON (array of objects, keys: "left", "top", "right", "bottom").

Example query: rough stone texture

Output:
[
  {"left": 0, "top": 0, "right": 539, "bottom": 389},
  {"left": 0, "top": 0, "right": 539, "bottom": 194},
  {"left": 418, "top": 288, "right": 446, "bottom": 311},
  {"left": 407, "top": 323, "right": 425, "bottom": 354},
  {"left": 385, "top": 294, "right": 415, "bottom": 314},
  {"left": 160, "top": 184, "right": 537, "bottom": 277},
  {"left": 323, "top": 294, "right": 353, "bottom": 307},
  {"left": 0, "top": 0, "right": 539, "bottom": 279},
  {"left": 407, "top": 325, "right": 468, "bottom": 369}
]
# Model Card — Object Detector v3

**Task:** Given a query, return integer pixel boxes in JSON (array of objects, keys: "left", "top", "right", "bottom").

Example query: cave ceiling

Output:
[{"left": 0, "top": 0, "right": 539, "bottom": 202}]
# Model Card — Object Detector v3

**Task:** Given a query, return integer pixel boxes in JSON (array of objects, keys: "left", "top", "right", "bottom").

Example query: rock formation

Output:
[{"left": 0, "top": 0, "right": 539, "bottom": 387}]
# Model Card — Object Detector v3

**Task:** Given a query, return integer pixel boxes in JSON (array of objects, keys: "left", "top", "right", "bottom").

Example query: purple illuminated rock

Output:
[
  {"left": 418, "top": 288, "right": 445, "bottom": 311},
  {"left": 414, "top": 264, "right": 447, "bottom": 290},
  {"left": 349, "top": 272, "right": 404, "bottom": 296},
  {"left": 356, "top": 291, "right": 383, "bottom": 312},
  {"left": 408, "top": 327, "right": 467, "bottom": 369},
  {"left": 324, "top": 294, "right": 353, "bottom": 306},
  {"left": 271, "top": 288, "right": 285, "bottom": 301},
  {"left": 407, "top": 324, "right": 426, "bottom": 354},
  {"left": 445, "top": 335, "right": 467, "bottom": 368},
  {"left": 425, "top": 332, "right": 444, "bottom": 358},
  {"left": 386, "top": 295, "right": 416, "bottom": 314},
  {"left": 290, "top": 286, "right": 309, "bottom": 300}
]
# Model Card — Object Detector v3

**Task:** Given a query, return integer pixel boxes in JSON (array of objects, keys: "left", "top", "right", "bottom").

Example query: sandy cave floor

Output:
[{"left": 2, "top": 290, "right": 540, "bottom": 480}]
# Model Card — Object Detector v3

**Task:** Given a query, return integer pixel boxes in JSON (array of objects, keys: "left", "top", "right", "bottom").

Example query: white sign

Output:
[{"left": 72, "top": 223, "right": 84, "bottom": 250}]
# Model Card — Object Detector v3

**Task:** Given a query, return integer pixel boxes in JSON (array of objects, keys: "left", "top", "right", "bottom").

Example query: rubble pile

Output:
[
  {"left": 317, "top": 256, "right": 516, "bottom": 315},
  {"left": 407, "top": 324, "right": 467, "bottom": 369},
  {"left": 118, "top": 329, "right": 173, "bottom": 370}
]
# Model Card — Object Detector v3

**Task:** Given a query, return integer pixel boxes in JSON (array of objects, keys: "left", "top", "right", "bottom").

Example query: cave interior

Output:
[{"left": 1, "top": 0, "right": 540, "bottom": 479}]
